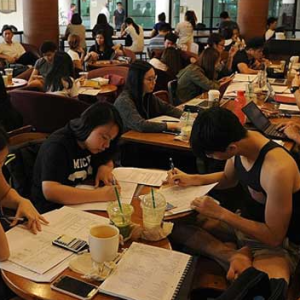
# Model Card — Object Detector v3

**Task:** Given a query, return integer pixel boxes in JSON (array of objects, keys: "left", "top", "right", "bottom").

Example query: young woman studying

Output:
[
  {"left": 114, "top": 60, "right": 182, "bottom": 133},
  {"left": 31, "top": 102, "right": 123, "bottom": 213}
]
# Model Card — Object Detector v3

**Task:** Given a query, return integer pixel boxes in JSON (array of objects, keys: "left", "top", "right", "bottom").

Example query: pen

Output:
[
  {"left": 0, "top": 216, "right": 26, "bottom": 222},
  {"left": 169, "top": 158, "right": 179, "bottom": 184},
  {"left": 161, "top": 120, "right": 180, "bottom": 123}
]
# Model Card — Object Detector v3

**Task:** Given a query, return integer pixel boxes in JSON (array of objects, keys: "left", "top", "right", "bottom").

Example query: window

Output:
[
  {"left": 0, "top": 0, "right": 16, "bottom": 13},
  {"left": 128, "top": 0, "right": 156, "bottom": 29}
]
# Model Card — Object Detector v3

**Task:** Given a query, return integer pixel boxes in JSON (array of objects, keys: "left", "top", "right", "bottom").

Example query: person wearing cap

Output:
[
  {"left": 0, "top": 25, "right": 37, "bottom": 66},
  {"left": 231, "top": 37, "right": 267, "bottom": 74}
]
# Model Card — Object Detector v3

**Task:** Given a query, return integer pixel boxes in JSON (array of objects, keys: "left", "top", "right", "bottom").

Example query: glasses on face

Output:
[{"left": 144, "top": 75, "right": 157, "bottom": 83}]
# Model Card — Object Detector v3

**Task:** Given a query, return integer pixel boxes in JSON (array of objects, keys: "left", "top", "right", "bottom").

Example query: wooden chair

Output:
[
  {"left": 153, "top": 90, "right": 170, "bottom": 103},
  {"left": 9, "top": 90, "right": 89, "bottom": 133},
  {"left": 121, "top": 48, "right": 136, "bottom": 63},
  {"left": 87, "top": 66, "right": 129, "bottom": 81}
]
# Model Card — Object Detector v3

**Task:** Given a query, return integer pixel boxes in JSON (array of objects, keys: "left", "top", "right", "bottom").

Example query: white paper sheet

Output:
[
  {"left": 224, "top": 82, "right": 248, "bottom": 95},
  {"left": 279, "top": 104, "right": 300, "bottom": 111},
  {"left": 113, "top": 168, "right": 167, "bottom": 187},
  {"left": 78, "top": 88, "right": 100, "bottom": 96},
  {"left": 159, "top": 183, "right": 218, "bottom": 216},
  {"left": 271, "top": 85, "right": 291, "bottom": 94},
  {"left": 232, "top": 74, "right": 257, "bottom": 82},
  {"left": 68, "top": 181, "right": 138, "bottom": 211},
  {"left": 2, "top": 207, "right": 109, "bottom": 278},
  {"left": 148, "top": 115, "right": 180, "bottom": 123}
]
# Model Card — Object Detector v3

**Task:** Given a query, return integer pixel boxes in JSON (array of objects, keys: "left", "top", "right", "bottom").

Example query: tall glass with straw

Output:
[
  {"left": 141, "top": 189, "right": 166, "bottom": 230},
  {"left": 107, "top": 180, "right": 134, "bottom": 239}
]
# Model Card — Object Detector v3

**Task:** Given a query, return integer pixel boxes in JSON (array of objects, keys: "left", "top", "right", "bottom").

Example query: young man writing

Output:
[{"left": 167, "top": 107, "right": 300, "bottom": 286}]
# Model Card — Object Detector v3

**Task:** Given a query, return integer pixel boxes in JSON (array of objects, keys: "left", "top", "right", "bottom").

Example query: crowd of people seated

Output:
[{"left": 1, "top": 7, "right": 300, "bottom": 300}]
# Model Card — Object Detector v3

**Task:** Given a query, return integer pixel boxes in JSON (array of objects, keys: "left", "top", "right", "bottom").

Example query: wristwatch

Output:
[{"left": 290, "top": 86, "right": 300, "bottom": 93}]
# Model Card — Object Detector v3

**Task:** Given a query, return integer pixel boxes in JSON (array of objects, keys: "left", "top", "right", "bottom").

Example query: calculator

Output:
[{"left": 52, "top": 235, "right": 88, "bottom": 253}]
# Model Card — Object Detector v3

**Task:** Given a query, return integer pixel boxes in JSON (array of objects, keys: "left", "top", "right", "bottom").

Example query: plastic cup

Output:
[
  {"left": 141, "top": 191, "right": 166, "bottom": 230},
  {"left": 79, "top": 71, "right": 88, "bottom": 86},
  {"left": 208, "top": 90, "right": 220, "bottom": 108},
  {"left": 107, "top": 202, "right": 134, "bottom": 239},
  {"left": 2, "top": 75, "right": 8, "bottom": 87},
  {"left": 4, "top": 68, "right": 13, "bottom": 85}
]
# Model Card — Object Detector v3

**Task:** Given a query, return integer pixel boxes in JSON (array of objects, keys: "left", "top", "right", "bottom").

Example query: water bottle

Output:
[
  {"left": 234, "top": 91, "right": 246, "bottom": 125},
  {"left": 179, "top": 110, "right": 194, "bottom": 141}
]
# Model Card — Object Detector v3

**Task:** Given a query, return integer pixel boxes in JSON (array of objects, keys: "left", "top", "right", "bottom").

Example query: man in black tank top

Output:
[{"left": 167, "top": 107, "right": 300, "bottom": 286}]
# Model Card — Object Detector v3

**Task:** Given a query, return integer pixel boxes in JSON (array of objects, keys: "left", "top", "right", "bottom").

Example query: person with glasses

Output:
[
  {"left": 0, "top": 127, "right": 48, "bottom": 261},
  {"left": 114, "top": 60, "right": 182, "bottom": 133},
  {"left": 31, "top": 102, "right": 123, "bottom": 213}
]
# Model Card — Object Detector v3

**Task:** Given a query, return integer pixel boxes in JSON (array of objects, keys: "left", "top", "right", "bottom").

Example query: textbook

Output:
[{"left": 99, "top": 242, "right": 196, "bottom": 300}]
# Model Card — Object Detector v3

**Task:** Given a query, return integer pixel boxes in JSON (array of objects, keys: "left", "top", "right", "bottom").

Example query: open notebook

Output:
[{"left": 99, "top": 242, "right": 196, "bottom": 300}]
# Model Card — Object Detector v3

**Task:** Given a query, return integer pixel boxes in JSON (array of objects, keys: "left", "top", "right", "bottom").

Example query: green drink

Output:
[{"left": 107, "top": 202, "right": 134, "bottom": 239}]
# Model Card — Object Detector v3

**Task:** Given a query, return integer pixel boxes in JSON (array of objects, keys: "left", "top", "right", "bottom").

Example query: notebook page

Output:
[
  {"left": 160, "top": 183, "right": 218, "bottom": 216},
  {"left": 99, "top": 242, "right": 191, "bottom": 300},
  {"left": 148, "top": 115, "right": 180, "bottom": 123},
  {"left": 113, "top": 167, "right": 167, "bottom": 187}
]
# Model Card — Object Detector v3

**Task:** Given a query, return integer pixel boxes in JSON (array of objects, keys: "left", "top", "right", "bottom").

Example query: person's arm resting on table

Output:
[{"left": 237, "top": 62, "right": 258, "bottom": 74}]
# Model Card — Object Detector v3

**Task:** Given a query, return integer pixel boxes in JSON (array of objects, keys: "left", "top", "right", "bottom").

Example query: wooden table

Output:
[
  {"left": 88, "top": 60, "right": 129, "bottom": 70},
  {"left": 6, "top": 78, "right": 27, "bottom": 89},
  {"left": 1, "top": 194, "right": 171, "bottom": 300}
]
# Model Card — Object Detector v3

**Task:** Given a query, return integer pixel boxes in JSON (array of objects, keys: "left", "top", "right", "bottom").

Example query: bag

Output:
[
  {"left": 216, "top": 267, "right": 287, "bottom": 300},
  {"left": 3, "top": 139, "right": 45, "bottom": 198}
]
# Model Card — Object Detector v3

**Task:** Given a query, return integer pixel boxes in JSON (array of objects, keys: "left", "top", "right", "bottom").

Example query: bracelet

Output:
[{"left": 290, "top": 86, "right": 299, "bottom": 93}]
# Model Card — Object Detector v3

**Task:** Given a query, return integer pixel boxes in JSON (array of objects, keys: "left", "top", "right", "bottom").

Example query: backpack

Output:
[{"left": 3, "top": 138, "right": 45, "bottom": 199}]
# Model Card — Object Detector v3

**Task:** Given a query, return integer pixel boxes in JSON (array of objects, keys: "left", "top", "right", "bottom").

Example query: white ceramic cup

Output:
[
  {"left": 2, "top": 75, "right": 8, "bottom": 87},
  {"left": 88, "top": 224, "right": 119, "bottom": 263}
]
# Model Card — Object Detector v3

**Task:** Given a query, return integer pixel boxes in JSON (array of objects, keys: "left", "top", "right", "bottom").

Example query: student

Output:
[
  {"left": 265, "top": 17, "right": 278, "bottom": 41},
  {"left": 0, "top": 75, "right": 23, "bottom": 131},
  {"left": 119, "top": 18, "right": 144, "bottom": 53},
  {"left": 85, "top": 30, "right": 114, "bottom": 62},
  {"left": 207, "top": 32, "right": 237, "bottom": 77},
  {"left": 232, "top": 37, "right": 267, "bottom": 74},
  {"left": 67, "top": 34, "right": 85, "bottom": 70},
  {"left": 114, "top": 61, "right": 182, "bottom": 133},
  {"left": 92, "top": 13, "right": 114, "bottom": 47},
  {"left": 167, "top": 107, "right": 300, "bottom": 285},
  {"left": 64, "top": 13, "right": 87, "bottom": 50},
  {"left": 113, "top": 2, "right": 125, "bottom": 31},
  {"left": 148, "top": 23, "right": 171, "bottom": 52},
  {"left": 150, "top": 12, "right": 171, "bottom": 38},
  {"left": 175, "top": 10, "right": 196, "bottom": 51},
  {"left": 0, "top": 25, "right": 37, "bottom": 67},
  {"left": 31, "top": 102, "right": 123, "bottom": 213},
  {"left": 44, "top": 52, "right": 78, "bottom": 97},
  {"left": 176, "top": 47, "right": 221, "bottom": 102},
  {"left": 28, "top": 41, "right": 57, "bottom": 90},
  {"left": 0, "top": 127, "right": 48, "bottom": 261}
]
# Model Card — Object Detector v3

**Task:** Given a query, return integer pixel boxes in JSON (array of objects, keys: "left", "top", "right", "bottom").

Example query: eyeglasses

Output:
[{"left": 144, "top": 75, "right": 157, "bottom": 82}]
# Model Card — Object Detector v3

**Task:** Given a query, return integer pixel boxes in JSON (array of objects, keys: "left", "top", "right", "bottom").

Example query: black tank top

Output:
[{"left": 234, "top": 140, "right": 300, "bottom": 244}]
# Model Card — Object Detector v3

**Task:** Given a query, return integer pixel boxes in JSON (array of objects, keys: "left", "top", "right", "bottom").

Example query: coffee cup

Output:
[
  {"left": 4, "top": 68, "right": 13, "bottom": 85},
  {"left": 79, "top": 71, "right": 88, "bottom": 86},
  {"left": 2, "top": 75, "right": 8, "bottom": 87},
  {"left": 88, "top": 224, "right": 119, "bottom": 263},
  {"left": 208, "top": 90, "right": 220, "bottom": 108}
]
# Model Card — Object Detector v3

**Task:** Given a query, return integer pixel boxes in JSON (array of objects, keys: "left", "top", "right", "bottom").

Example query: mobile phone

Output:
[{"left": 51, "top": 275, "right": 98, "bottom": 300}]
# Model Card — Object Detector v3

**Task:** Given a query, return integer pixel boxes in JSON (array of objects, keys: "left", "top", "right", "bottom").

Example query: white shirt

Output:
[
  {"left": 67, "top": 49, "right": 80, "bottom": 61},
  {"left": 175, "top": 21, "right": 194, "bottom": 49},
  {"left": 0, "top": 41, "right": 25, "bottom": 58},
  {"left": 149, "top": 58, "right": 168, "bottom": 72},
  {"left": 100, "top": 6, "right": 110, "bottom": 22},
  {"left": 265, "top": 29, "right": 275, "bottom": 41},
  {"left": 125, "top": 25, "right": 144, "bottom": 53}
]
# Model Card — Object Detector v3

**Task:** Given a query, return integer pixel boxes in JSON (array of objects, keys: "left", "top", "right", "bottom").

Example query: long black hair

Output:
[
  {"left": 185, "top": 11, "right": 196, "bottom": 29},
  {"left": 125, "top": 60, "right": 153, "bottom": 115},
  {"left": 96, "top": 13, "right": 108, "bottom": 25},
  {"left": 94, "top": 30, "right": 111, "bottom": 50},
  {"left": 44, "top": 52, "right": 74, "bottom": 92},
  {"left": 197, "top": 47, "right": 220, "bottom": 80},
  {"left": 69, "top": 102, "right": 123, "bottom": 160},
  {"left": 125, "top": 17, "right": 140, "bottom": 35}
]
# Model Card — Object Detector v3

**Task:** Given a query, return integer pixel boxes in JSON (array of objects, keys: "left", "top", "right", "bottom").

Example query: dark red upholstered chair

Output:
[{"left": 9, "top": 90, "right": 89, "bottom": 133}]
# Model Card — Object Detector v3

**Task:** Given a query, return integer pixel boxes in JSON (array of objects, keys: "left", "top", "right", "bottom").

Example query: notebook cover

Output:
[{"left": 274, "top": 95, "right": 296, "bottom": 104}]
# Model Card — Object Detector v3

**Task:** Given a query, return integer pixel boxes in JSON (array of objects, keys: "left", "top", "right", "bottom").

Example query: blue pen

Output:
[{"left": 169, "top": 157, "right": 179, "bottom": 184}]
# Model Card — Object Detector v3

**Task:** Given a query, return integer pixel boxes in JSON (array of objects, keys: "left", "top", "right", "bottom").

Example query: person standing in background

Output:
[
  {"left": 67, "top": 3, "right": 77, "bottom": 25},
  {"left": 265, "top": 17, "right": 278, "bottom": 41},
  {"left": 113, "top": 2, "right": 126, "bottom": 31},
  {"left": 100, "top": 2, "right": 110, "bottom": 24}
]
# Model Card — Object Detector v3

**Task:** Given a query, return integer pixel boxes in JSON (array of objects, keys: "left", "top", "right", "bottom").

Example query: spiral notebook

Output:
[{"left": 99, "top": 242, "right": 196, "bottom": 300}]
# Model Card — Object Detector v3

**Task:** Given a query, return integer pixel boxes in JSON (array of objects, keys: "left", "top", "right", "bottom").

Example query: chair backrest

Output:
[
  {"left": 167, "top": 79, "right": 178, "bottom": 106},
  {"left": 88, "top": 66, "right": 129, "bottom": 82},
  {"left": 153, "top": 90, "right": 170, "bottom": 103},
  {"left": 154, "top": 68, "right": 175, "bottom": 92},
  {"left": 121, "top": 48, "right": 136, "bottom": 63},
  {"left": 9, "top": 90, "right": 89, "bottom": 133}
]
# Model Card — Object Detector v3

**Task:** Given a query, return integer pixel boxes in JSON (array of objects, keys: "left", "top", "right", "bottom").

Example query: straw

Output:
[{"left": 151, "top": 188, "right": 156, "bottom": 209}]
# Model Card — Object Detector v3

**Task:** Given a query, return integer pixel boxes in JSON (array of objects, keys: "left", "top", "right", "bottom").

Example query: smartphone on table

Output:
[{"left": 51, "top": 275, "right": 98, "bottom": 300}]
